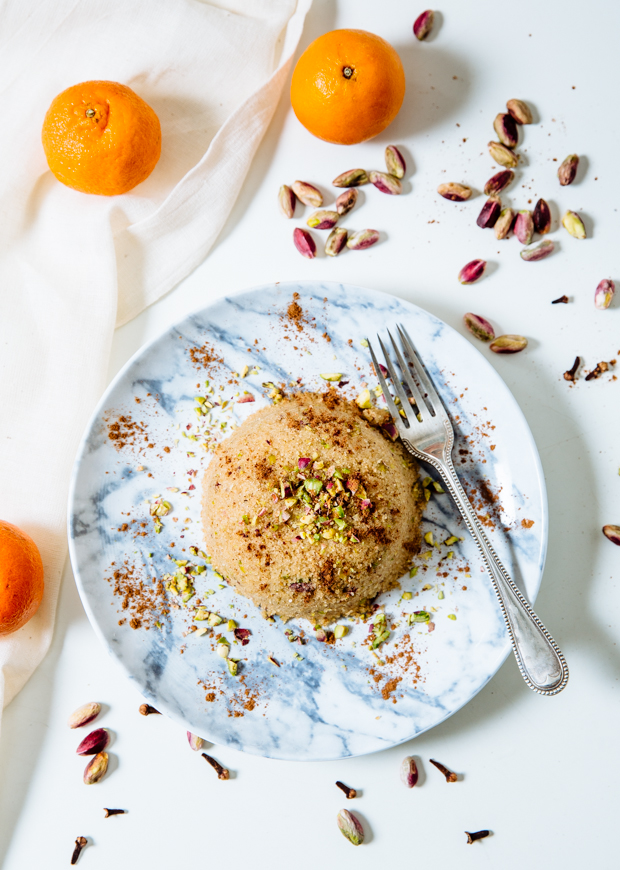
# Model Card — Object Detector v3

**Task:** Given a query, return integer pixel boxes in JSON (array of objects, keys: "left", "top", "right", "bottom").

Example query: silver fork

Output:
[{"left": 368, "top": 325, "right": 568, "bottom": 695}]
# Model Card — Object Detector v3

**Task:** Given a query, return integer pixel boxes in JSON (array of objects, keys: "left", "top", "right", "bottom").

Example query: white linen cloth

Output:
[{"left": 0, "top": 0, "right": 311, "bottom": 719}]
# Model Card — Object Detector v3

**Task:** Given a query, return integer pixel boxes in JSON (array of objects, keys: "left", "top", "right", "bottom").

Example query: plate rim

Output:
[{"left": 67, "top": 280, "right": 548, "bottom": 759}]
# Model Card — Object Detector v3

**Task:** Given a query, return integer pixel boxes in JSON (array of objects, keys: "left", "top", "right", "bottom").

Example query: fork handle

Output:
[{"left": 435, "top": 459, "right": 569, "bottom": 695}]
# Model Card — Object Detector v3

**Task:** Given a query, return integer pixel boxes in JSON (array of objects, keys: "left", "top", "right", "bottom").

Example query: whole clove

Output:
[
  {"left": 336, "top": 780, "right": 357, "bottom": 799},
  {"left": 466, "top": 830, "right": 490, "bottom": 844},
  {"left": 139, "top": 703, "right": 161, "bottom": 716},
  {"left": 103, "top": 808, "right": 126, "bottom": 817},
  {"left": 202, "top": 752, "right": 230, "bottom": 780},
  {"left": 429, "top": 758, "right": 458, "bottom": 782},
  {"left": 585, "top": 361, "right": 610, "bottom": 381},
  {"left": 71, "top": 837, "right": 88, "bottom": 865},
  {"left": 552, "top": 295, "right": 569, "bottom": 304},
  {"left": 563, "top": 356, "right": 580, "bottom": 382}
]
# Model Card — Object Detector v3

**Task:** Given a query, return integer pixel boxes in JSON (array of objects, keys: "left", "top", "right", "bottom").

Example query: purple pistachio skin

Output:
[
  {"left": 532, "top": 198, "right": 551, "bottom": 234},
  {"left": 463, "top": 313, "right": 495, "bottom": 342},
  {"left": 603, "top": 525, "right": 620, "bottom": 545},
  {"left": 413, "top": 9, "right": 434, "bottom": 40},
  {"left": 293, "top": 227, "right": 316, "bottom": 259},
  {"left": 558, "top": 154, "right": 579, "bottom": 186},
  {"left": 594, "top": 279, "right": 615, "bottom": 310},
  {"left": 484, "top": 170, "right": 514, "bottom": 196},
  {"left": 520, "top": 240, "right": 555, "bottom": 261},
  {"left": 76, "top": 728, "right": 110, "bottom": 756},
  {"left": 514, "top": 211, "right": 534, "bottom": 245},
  {"left": 458, "top": 259, "right": 486, "bottom": 284},
  {"left": 476, "top": 198, "right": 501, "bottom": 228}
]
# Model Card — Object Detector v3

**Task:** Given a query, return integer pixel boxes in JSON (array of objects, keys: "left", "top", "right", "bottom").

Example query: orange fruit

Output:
[
  {"left": 290, "top": 29, "right": 405, "bottom": 145},
  {"left": 0, "top": 520, "right": 44, "bottom": 636},
  {"left": 41, "top": 80, "right": 161, "bottom": 196}
]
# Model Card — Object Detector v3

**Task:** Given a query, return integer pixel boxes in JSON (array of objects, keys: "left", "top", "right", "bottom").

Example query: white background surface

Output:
[{"left": 1, "top": 1, "right": 619, "bottom": 867}]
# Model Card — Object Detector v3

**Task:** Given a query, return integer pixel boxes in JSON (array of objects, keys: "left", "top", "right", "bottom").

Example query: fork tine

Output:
[
  {"left": 367, "top": 337, "right": 401, "bottom": 423},
  {"left": 387, "top": 329, "right": 429, "bottom": 419},
  {"left": 378, "top": 335, "right": 417, "bottom": 428},
  {"left": 397, "top": 324, "right": 445, "bottom": 417}
]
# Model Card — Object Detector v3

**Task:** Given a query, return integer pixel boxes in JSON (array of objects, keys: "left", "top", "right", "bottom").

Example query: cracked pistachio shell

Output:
[
  {"left": 463, "top": 313, "right": 495, "bottom": 342},
  {"left": 458, "top": 259, "right": 486, "bottom": 284},
  {"left": 68, "top": 702, "right": 101, "bottom": 729},
  {"left": 506, "top": 99, "right": 532, "bottom": 125},
  {"left": 332, "top": 168, "right": 369, "bottom": 188},
  {"left": 520, "top": 239, "right": 554, "bottom": 261},
  {"left": 83, "top": 751, "right": 109, "bottom": 785},
  {"left": 369, "top": 170, "right": 402, "bottom": 195},
  {"left": 514, "top": 210, "right": 534, "bottom": 245},
  {"left": 335, "top": 188, "right": 357, "bottom": 216},
  {"left": 346, "top": 229, "right": 379, "bottom": 250},
  {"left": 278, "top": 184, "right": 296, "bottom": 218},
  {"left": 476, "top": 197, "right": 501, "bottom": 228},
  {"left": 558, "top": 154, "right": 579, "bottom": 186},
  {"left": 337, "top": 809, "right": 365, "bottom": 845},
  {"left": 594, "top": 279, "right": 615, "bottom": 310},
  {"left": 413, "top": 9, "right": 434, "bottom": 40},
  {"left": 293, "top": 227, "right": 316, "bottom": 259},
  {"left": 532, "top": 198, "right": 551, "bottom": 235},
  {"left": 400, "top": 756, "right": 419, "bottom": 788},
  {"left": 291, "top": 180, "right": 323, "bottom": 207},
  {"left": 325, "top": 227, "right": 348, "bottom": 257},
  {"left": 307, "top": 209, "right": 339, "bottom": 230},
  {"left": 493, "top": 113, "right": 518, "bottom": 148},
  {"left": 602, "top": 525, "right": 620, "bottom": 545},
  {"left": 484, "top": 170, "right": 514, "bottom": 197},
  {"left": 437, "top": 182, "right": 472, "bottom": 202},
  {"left": 562, "top": 210, "right": 586, "bottom": 239},
  {"left": 489, "top": 334, "right": 528, "bottom": 354},
  {"left": 385, "top": 145, "right": 406, "bottom": 179},
  {"left": 488, "top": 141, "right": 519, "bottom": 168},
  {"left": 494, "top": 208, "right": 515, "bottom": 240},
  {"left": 187, "top": 732, "right": 205, "bottom": 751},
  {"left": 76, "top": 728, "right": 110, "bottom": 756}
]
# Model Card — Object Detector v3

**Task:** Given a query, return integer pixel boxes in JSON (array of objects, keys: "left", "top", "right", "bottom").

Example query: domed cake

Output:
[{"left": 201, "top": 391, "right": 424, "bottom": 624}]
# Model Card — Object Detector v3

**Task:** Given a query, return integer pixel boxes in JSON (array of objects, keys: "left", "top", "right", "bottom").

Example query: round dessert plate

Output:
[{"left": 68, "top": 281, "right": 547, "bottom": 760}]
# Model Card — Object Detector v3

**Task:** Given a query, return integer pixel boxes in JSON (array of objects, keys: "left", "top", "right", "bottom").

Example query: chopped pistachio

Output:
[
  {"left": 208, "top": 612, "right": 223, "bottom": 626},
  {"left": 447, "top": 613, "right": 457, "bottom": 621},
  {"left": 424, "top": 531, "right": 434, "bottom": 545},
  {"left": 320, "top": 373, "right": 343, "bottom": 381},
  {"left": 409, "top": 567, "right": 418, "bottom": 578},
  {"left": 227, "top": 620, "right": 237, "bottom": 631},
  {"left": 444, "top": 535, "right": 459, "bottom": 546},
  {"left": 438, "top": 591, "right": 445, "bottom": 600},
  {"left": 402, "top": 591, "right": 413, "bottom": 600},
  {"left": 432, "top": 482, "right": 445, "bottom": 493},
  {"left": 334, "top": 625, "right": 348, "bottom": 639},
  {"left": 227, "top": 660, "right": 239, "bottom": 676}
]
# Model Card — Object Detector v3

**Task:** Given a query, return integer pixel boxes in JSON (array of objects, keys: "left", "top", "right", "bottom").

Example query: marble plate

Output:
[{"left": 68, "top": 282, "right": 547, "bottom": 760}]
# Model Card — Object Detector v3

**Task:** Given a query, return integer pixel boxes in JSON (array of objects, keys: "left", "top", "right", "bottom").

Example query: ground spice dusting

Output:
[
  {"left": 107, "top": 562, "right": 168, "bottom": 630},
  {"left": 107, "top": 414, "right": 147, "bottom": 450},
  {"left": 188, "top": 340, "right": 223, "bottom": 372}
]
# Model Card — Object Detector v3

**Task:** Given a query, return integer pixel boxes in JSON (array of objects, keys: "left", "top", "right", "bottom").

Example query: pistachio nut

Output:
[
  {"left": 291, "top": 180, "right": 323, "bottom": 207},
  {"left": 463, "top": 313, "right": 495, "bottom": 342},
  {"left": 293, "top": 227, "right": 316, "bottom": 259},
  {"left": 334, "top": 624, "right": 348, "bottom": 639},
  {"left": 437, "top": 182, "right": 472, "bottom": 202},
  {"left": 562, "top": 210, "right": 586, "bottom": 239},
  {"left": 458, "top": 259, "right": 486, "bottom": 284},
  {"left": 506, "top": 99, "right": 533, "bottom": 125},
  {"left": 493, "top": 112, "right": 518, "bottom": 148},
  {"left": 83, "top": 751, "right": 109, "bottom": 785},
  {"left": 602, "top": 524, "right": 620, "bottom": 545},
  {"left": 227, "top": 659, "right": 239, "bottom": 676},
  {"left": 307, "top": 209, "right": 339, "bottom": 230},
  {"left": 368, "top": 170, "right": 402, "bottom": 195},
  {"left": 68, "top": 702, "right": 101, "bottom": 729},
  {"left": 488, "top": 141, "right": 519, "bottom": 168},
  {"left": 187, "top": 732, "right": 205, "bottom": 751},
  {"left": 346, "top": 229, "right": 380, "bottom": 250},
  {"left": 494, "top": 208, "right": 515, "bottom": 240},
  {"left": 489, "top": 334, "right": 528, "bottom": 354},
  {"left": 320, "top": 372, "right": 343, "bottom": 381},
  {"left": 532, "top": 198, "right": 551, "bottom": 235},
  {"left": 484, "top": 169, "right": 514, "bottom": 197},
  {"left": 278, "top": 184, "right": 296, "bottom": 219},
  {"left": 337, "top": 809, "right": 365, "bottom": 845},
  {"left": 76, "top": 728, "right": 110, "bottom": 756},
  {"left": 332, "top": 168, "right": 369, "bottom": 188},
  {"left": 385, "top": 145, "right": 406, "bottom": 179},
  {"left": 476, "top": 197, "right": 501, "bottom": 228},
  {"left": 558, "top": 154, "right": 579, "bottom": 186},
  {"left": 520, "top": 239, "right": 555, "bottom": 261},
  {"left": 413, "top": 9, "right": 434, "bottom": 40},
  {"left": 325, "top": 227, "right": 348, "bottom": 257},
  {"left": 514, "top": 210, "right": 534, "bottom": 245},
  {"left": 335, "top": 188, "right": 357, "bottom": 216},
  {"left": 594, "top": 279, "right": 615, "bottom": 310},
  {"left": 400, "top": 756, "right": 419, "bottom": 788}
]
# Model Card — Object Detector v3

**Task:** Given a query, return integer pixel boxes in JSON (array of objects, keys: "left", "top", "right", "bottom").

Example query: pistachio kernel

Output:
[
  {"left": 337, "top": 809, "right": 365, "bottom": 846},
  {"left": 463, "top": 313, "right": 495, "bottom": 342},
  {"left": 562, "top": 210, "right": 586, "bottom": 239},
  {"left": 520, "top": 239, "right": 554, "bottom": 261},
  {"left": 489, "top": 334, "right": 528, "bottom": 354},
  {"left": 506, "top": 98, "right": 532, "bottom": 125},
  {"left": 488, "top": 141, "right": 519, "bottom": 168},
  {"left": 514, "top": 210, "right": 534, "bottom": 245},
  {"left": 384, "top": 145, "right": 406, "bottom": 179},
  {"left": 493, "top": 112, "right": 518, "bottom": 148},
  {"left": 458, "top": 259, "right": 486, "bottom": 284},
  {"left": 558, "top": 154, "right": 579, "bottom": 186},
  {"left": 494, "top": 208, "right": 515, "bottom": 240},
  {"left": 437, "top": 182, "right": 472, "bottom": 202},
  {"left": 413, "top": 9, "right": 434, "bottom": 40},
  {"left": 332, "top": 168, "right": 369, "bottom": 188},
  {"left": 325, "top": 227, "right": 348, "bottom": 257},
  {"left": 278, "top": 184, "right": 296, "bottom": 219},
  {"left": 594, "top": 279, "right": 615, "bottom": 310},
  {"left": 368, "top": 170, "right": 402, "bottom": 195},
  {"left": 291, "top": 180, "right": 323, "bottom": 207},
  {"left": 602, "top": 524, "right": 620, "bottom": 546}
]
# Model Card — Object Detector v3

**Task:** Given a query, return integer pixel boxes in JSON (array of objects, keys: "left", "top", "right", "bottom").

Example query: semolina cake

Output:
[{"left": 201, "top": 391, "right": 424, "bottom": 623}]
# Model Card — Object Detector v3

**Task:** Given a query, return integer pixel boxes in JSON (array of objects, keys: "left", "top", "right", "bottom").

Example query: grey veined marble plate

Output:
[{"left": 68, "top": 282, "right": 547, "bottom": 760}]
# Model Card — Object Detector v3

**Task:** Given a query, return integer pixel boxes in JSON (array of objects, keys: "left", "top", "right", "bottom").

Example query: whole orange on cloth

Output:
[
  {"left": 0, "top": 520, "right": 44, "bottom": 636},
  {"left": 290, "top": 29, "right": 405, "bottom": 145},
  {"left": 41, "top": 80, "right": 161, "bottom": 196}
]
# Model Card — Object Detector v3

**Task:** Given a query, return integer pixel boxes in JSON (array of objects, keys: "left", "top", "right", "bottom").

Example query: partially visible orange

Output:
[
  {"left": 290, "top": 29, "right": 405, "bottom": 145},
  {"left": 0, "top": 520, "right": 44, "bottom": 636},
  {"left": 41, "top": 80, "right": 161, "bottom": 196}
]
